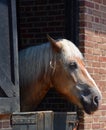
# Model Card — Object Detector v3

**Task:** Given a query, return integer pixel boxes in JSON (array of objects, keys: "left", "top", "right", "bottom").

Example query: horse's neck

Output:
[
  {"left": 21, "top": 77, "right": 52, "bottom": 112},
  {"left": 33, "top": 80, "right": 51, "bottom": 106}
]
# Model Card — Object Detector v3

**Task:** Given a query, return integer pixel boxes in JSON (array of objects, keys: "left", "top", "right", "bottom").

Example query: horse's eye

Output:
[{"left": 69, "top": 62, "right": 78, "bottom": 70}]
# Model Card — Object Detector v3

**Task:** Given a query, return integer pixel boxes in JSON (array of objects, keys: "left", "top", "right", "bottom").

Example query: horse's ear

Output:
[{"left": 47, "top": 34, "right": 61, "bottom": 52}]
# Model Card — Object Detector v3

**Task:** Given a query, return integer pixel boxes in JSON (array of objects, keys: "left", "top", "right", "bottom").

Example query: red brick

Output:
[
  {"left": 85, "top": 35, "right": 92, "bottom": 41},
  {"left": 99, "top": 116, "right": 106, "bottom": 122},
  {"left": 100, "top": 123, "right": 105, "bottom": 129},
  {"left": 103, "top": 0, "right": 106, "bottom": 5},
  {"left": 98, "top": 44, "right": 106, "bottom": 50},
  {"left": 93, "top": 68, "right": 100, "bottom": 73},
  {"left": 84, "top": 117, "right": 92, "bottom": 123},
  {"left": 85, "top": 1, "right": 94, "bottom": 8},
  {"left": 85, "top": 7, "right": 93, "bottom": 14},
  {"left": 95, "top": 17, "right": 100, "bottom": 23},
  {"left": 85, "top": 22, "right": 93, "bottom": 28},
  {"left": 79, "top": 0, "right": 106, "bottom": 129},
  {"left": 100, "top": 5, "right": 106, "bottom": 12},
  {"left": 79, "top": 14, "right": 85, "bottom": 21},
  {"left": 85, "top": 54, "right": 94, "bottom": 60},
  {"left": 84, "top": 41, "right": 94, "bottom": 47},
  {"left": 99, "top": 69, "right": 106, "bottom": 74},
  {"left": 93, "top": 10, "right": 102, "bottom": 17},
  {"left": 84, "top": 47, "right": 93, "bottom": 54},
  {"left": 99, "top": 81, "right": 106, "bottom": 87},
  {"left": 2, "top": 120, "right": 11, "bottom": 128},
  {"left": 92, "top": 123, "right": 100, "bottom": 129},
  {"left": 95, "top": 3, "right": 100, "bottom": 9},
  {"left": 79, "top": 21, "right": 86, "bottom": 27},
  {"left": 102, "top": 38, "right": 106, "bottom": 43},
  {"left": 86, "top": 67, "right": 94, "bottom": 73},
  {"left": 85, "top": 14, "right": 94, "bottom": 22},
  {"left": 93, "top": 74, "right": 101, "bottom": 80},
  {"left": 100, "top": 57, "right": 106, "bottom": 62},
  {"left": 93, "top": 117, "right": 99, "bottom": 122},
  {"left": 78, "top": 123, "right": 84, "bottom": 129},
  {"left": 102, "top": 12, "right": 106, "bottom": 19},
  {"left": 101, "top": 63, "right": 106, "bottom": 68},
  {"left": 101, "top": 111, "right": 106, "bottom": 115},
  {"left": 84, "top": 123, "right": 92, "bottom": 129},
  {"left": 93, "top": 49, "right": 101, "bottom": 55},
  {"left": 100, "top": 18, "right": 106, "bottom": 25},
  {"left": 93, "top": 0, "right": 102, "bottom": 3}
]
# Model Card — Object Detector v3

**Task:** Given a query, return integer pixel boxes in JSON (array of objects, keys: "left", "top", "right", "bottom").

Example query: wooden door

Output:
[
  {"left": 12, "top": 111, "right": 53, "bottom": 130},
  {"left": 0, "top": 0, "right": 20, "bottom": 113},
  {"left": 54, "top": 112, "right": 78, "bottom": 130},
  {"left": 12, "top": 111, "right": 78, "bottom": 130}
]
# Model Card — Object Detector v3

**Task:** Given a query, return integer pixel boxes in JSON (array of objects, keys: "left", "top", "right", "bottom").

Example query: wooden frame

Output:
[{"left": 0, "top": 0, "right": 20, "bottom": 113}]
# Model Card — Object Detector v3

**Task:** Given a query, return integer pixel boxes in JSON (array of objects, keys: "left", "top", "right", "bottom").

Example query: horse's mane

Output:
[
  {"left": 19, "top": 39, "right": 83, "bottom": 87},
  {"left": 19, "top": 42, "right": 56, "bottom": 87}
]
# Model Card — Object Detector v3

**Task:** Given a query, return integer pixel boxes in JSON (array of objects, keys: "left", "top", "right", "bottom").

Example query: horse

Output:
[{"left": 19, "top": 35, "right": 102, "bottom": 114}]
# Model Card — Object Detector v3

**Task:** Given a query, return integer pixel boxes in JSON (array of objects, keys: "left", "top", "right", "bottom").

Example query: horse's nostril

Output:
[{"left": 93, "top": 96, "right": 99, "bottom": 106}]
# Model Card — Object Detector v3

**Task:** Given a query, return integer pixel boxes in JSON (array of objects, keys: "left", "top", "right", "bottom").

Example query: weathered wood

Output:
[
  {"left": 37, "top": 112, "right": 44, "bottom": 130},
  {"left": 0, "top": 0, "right": 11, "bottom": 79},
  {"left": 0, "top": 0, "right": 20, "bottom": 113},
  {"left": 12, "top": 111, "right": 78, "bottom": 130},
  {"left": 54, "top": 112, "right": 78, "bottom": 130},
  {"left": 12, "top": 112, "right": 38, "bottom": 130},
  {"left": 0, "top": 97, "right": 19, "bottom": 113},
  {"left": 9, "top": 0, "right": 19, "bottom": 88},
  {"left": 44, "top": 111, "right": 53, "bottom": 130},
  {"left": 12, "top": 111, "right": 53, "bottom": 130},
  {"left": 0, "top": 67, "right": 16, "bottom": 97}
]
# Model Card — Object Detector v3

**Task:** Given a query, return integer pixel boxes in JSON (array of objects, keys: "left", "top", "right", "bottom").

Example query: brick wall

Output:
[
  {"left": 0, "top": 114, "right": 12, "bottom": 130},
  {"left": 78, "top": 0, "right": 106, "bottom": 130}
]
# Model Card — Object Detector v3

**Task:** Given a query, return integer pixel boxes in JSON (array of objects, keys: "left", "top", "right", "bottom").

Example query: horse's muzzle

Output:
[
  {"left": 81, "top": 94, "right": 100, "bottom": 114},
  {"left": 77, "top": 83, "right": 102, "bottom": 114}
]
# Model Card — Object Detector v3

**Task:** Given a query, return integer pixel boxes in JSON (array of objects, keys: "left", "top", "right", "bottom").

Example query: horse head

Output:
[{"left": 47, "top": 35, "right": 102, "bottom": 114}]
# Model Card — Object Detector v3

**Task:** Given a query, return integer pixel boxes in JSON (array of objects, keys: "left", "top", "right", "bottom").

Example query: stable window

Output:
[{"left": 0, "top": 0, "right": 79, "bottom": 113}]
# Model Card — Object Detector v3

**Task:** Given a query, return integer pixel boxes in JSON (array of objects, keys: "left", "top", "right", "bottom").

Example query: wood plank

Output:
[
  {"left": 12, "top": 111, "right": 78, "bottom": 130},
  {"left": 44, "top": 111, "right": 53, "bottom": 130},
  {"left": 0, "top": 0, "right": 11, "bottom": 78},
  {"left": 12, "top": 111, "right": 53, "bottom": 130},
  {"left": 0, "top": 71, "right": 15, "bottom": 97},
  {"left": 10, "top": 0, "right": 19, "bottom": 87},
  {"left": 12, "top": 112, "right": 37, "bottom": 125},
  {"left": 0, "top": 0, "right": 20, "bottom": 113},
  {"left": 0, "top": 67, "right": 16, "bottom": 97},
  {"left": 12, "top": 112, "right": 44, "bottom": 130},
  {"left": 37, "top": 112, "right": 44, "bottom": 130},
  {"left": 0, "top": 97, "right": 19, "bottom": 113},
  {"left": 54, "top": 112, "right": 78, "bottom": 130}
]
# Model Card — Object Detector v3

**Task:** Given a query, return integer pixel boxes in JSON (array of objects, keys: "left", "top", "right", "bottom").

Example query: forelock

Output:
[{"left": 59, "top": 39, "right": 83, "bottom": 59}]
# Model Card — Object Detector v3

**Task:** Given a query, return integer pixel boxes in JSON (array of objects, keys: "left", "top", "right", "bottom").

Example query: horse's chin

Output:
[
  {"left": 78, "top": 104, "right": 96, "bottom": 115},
  {"left": 83, "top": 106, "right": 96, "bottom": 115},
  {"left": 80, "top": 96, "right": 99, "bottom": 115}
]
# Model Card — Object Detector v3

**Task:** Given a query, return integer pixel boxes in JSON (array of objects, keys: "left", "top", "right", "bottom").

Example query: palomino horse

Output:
[{"left": 19, "top": 35, "right": 102, "bottom": 114}]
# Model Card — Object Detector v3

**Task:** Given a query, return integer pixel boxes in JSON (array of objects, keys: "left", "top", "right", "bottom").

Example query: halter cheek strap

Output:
[{"left": 50, "top": 61, "right": 56, "bottom": 74}]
